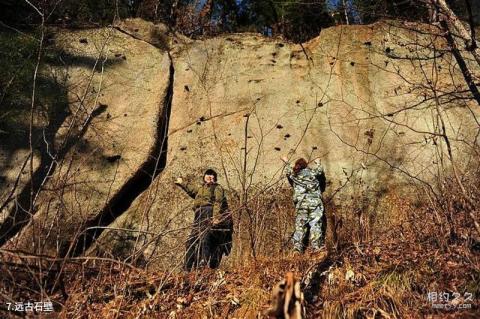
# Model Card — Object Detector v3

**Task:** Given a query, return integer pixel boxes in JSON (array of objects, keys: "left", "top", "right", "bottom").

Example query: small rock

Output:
[
  {"left": 79, "top": 38, "right": 88, "bottom": 44},
  {"left": 231, "top": 296, "right": 240, "bottom": 306},
  {"left": 345, "top": 269, "right": 355, "bottom": 282},
  {"left": 327, "top": 272, "right": 336, "bottom": 285}
]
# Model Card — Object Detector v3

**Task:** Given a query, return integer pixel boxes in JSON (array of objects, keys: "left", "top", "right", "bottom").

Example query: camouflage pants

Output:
[{"left": 292, "top": 197, "right": 324, "bottom": 252}]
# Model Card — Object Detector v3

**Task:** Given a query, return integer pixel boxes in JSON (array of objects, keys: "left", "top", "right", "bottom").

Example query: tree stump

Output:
[{"left": 266, "top": 272, "right": 305, "bottom": 319}]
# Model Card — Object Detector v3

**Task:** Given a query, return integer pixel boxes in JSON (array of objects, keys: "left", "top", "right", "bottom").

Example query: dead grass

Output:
[{"left": 1, "top": 182, "right": 479, "bottom": 318}]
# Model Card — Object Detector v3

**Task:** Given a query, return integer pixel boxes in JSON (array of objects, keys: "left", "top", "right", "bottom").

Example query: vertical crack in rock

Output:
[{"left": 71, "top": 54, "right": 175, "bottom": 256}]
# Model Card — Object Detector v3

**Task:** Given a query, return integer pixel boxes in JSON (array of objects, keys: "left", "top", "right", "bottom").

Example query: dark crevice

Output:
[{"left": 70, "top": 53, "right": 175, "bottom": 256}]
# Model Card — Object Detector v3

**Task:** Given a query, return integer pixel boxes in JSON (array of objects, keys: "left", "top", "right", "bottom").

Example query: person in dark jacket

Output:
[
  {"left": 175, "top": 169, "right": 232, "bottom": 270},
  {"left": 282, "top": 156, "right": 325, "bottom": 253}
]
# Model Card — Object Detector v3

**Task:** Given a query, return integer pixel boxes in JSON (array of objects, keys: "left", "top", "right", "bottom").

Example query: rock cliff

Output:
[{"left": 1, "top": 19, "right": 478, "bottom": 269}]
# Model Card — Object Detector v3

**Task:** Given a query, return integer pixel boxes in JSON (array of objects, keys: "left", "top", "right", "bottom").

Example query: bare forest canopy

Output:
[{"left": 1, "top": 0, "right": 480, "bottom": 42}]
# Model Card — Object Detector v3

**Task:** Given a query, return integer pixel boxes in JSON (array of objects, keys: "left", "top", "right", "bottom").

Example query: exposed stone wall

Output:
[{"left": 1, "top": 19, "right": 478, "bottom": 269}]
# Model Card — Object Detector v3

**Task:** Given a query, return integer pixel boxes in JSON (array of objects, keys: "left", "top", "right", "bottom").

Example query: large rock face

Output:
[
  {"left": 89, "top": 21, "right": 479, "bottom": 269},
  {"left": 2, "top": 25, "right": 171, "bottom": 255},
  {"left": 1, "top": 19, "right": 478, "bottom": 267}
]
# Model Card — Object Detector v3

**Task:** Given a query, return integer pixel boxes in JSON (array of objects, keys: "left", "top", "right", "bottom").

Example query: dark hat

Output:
[{"left": 204, "top": 168, "right": 218, "bottom": 181}]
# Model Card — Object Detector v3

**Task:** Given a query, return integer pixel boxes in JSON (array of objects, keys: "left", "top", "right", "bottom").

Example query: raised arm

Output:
[
  {"left": 175, "top": 178, "right": 199, "bottom": 199},
  {"left": 311, "top": 159, "right": 324, "bottom": 178},
  {"left": 281, "top": 156, "right": 294, "bottom": 186},
  {"left": 282, "top": 156, "right": 294, "bottom": 177}
]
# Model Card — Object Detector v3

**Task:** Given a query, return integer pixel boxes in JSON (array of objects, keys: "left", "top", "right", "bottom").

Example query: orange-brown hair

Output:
[{"left": 293, "top": 158, "right": 308, "bottom": 175}]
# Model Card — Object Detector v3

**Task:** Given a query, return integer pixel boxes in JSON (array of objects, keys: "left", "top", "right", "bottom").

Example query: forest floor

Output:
[
  {"left": 1, "top": 196, "right": 479, "bottom": 318},
  {"left": 57, "top": 238, "right": 477, "bottom": 318}
]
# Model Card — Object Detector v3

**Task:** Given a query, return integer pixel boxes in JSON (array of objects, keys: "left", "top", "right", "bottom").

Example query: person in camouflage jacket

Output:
[
  {"left": 282, "top": 156, "right": 325, "bottom": 253},
  {"left": 175, "top": 169, "right": 232, "bottom": 270}
]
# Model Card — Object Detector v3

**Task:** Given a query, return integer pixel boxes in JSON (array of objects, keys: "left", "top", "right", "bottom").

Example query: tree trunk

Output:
[
  {"left": 432, "top": 0, "right": 480, "bottom": 65},
  {"left": 342, "top": 0, "right": 349, "bottom": 25}
]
